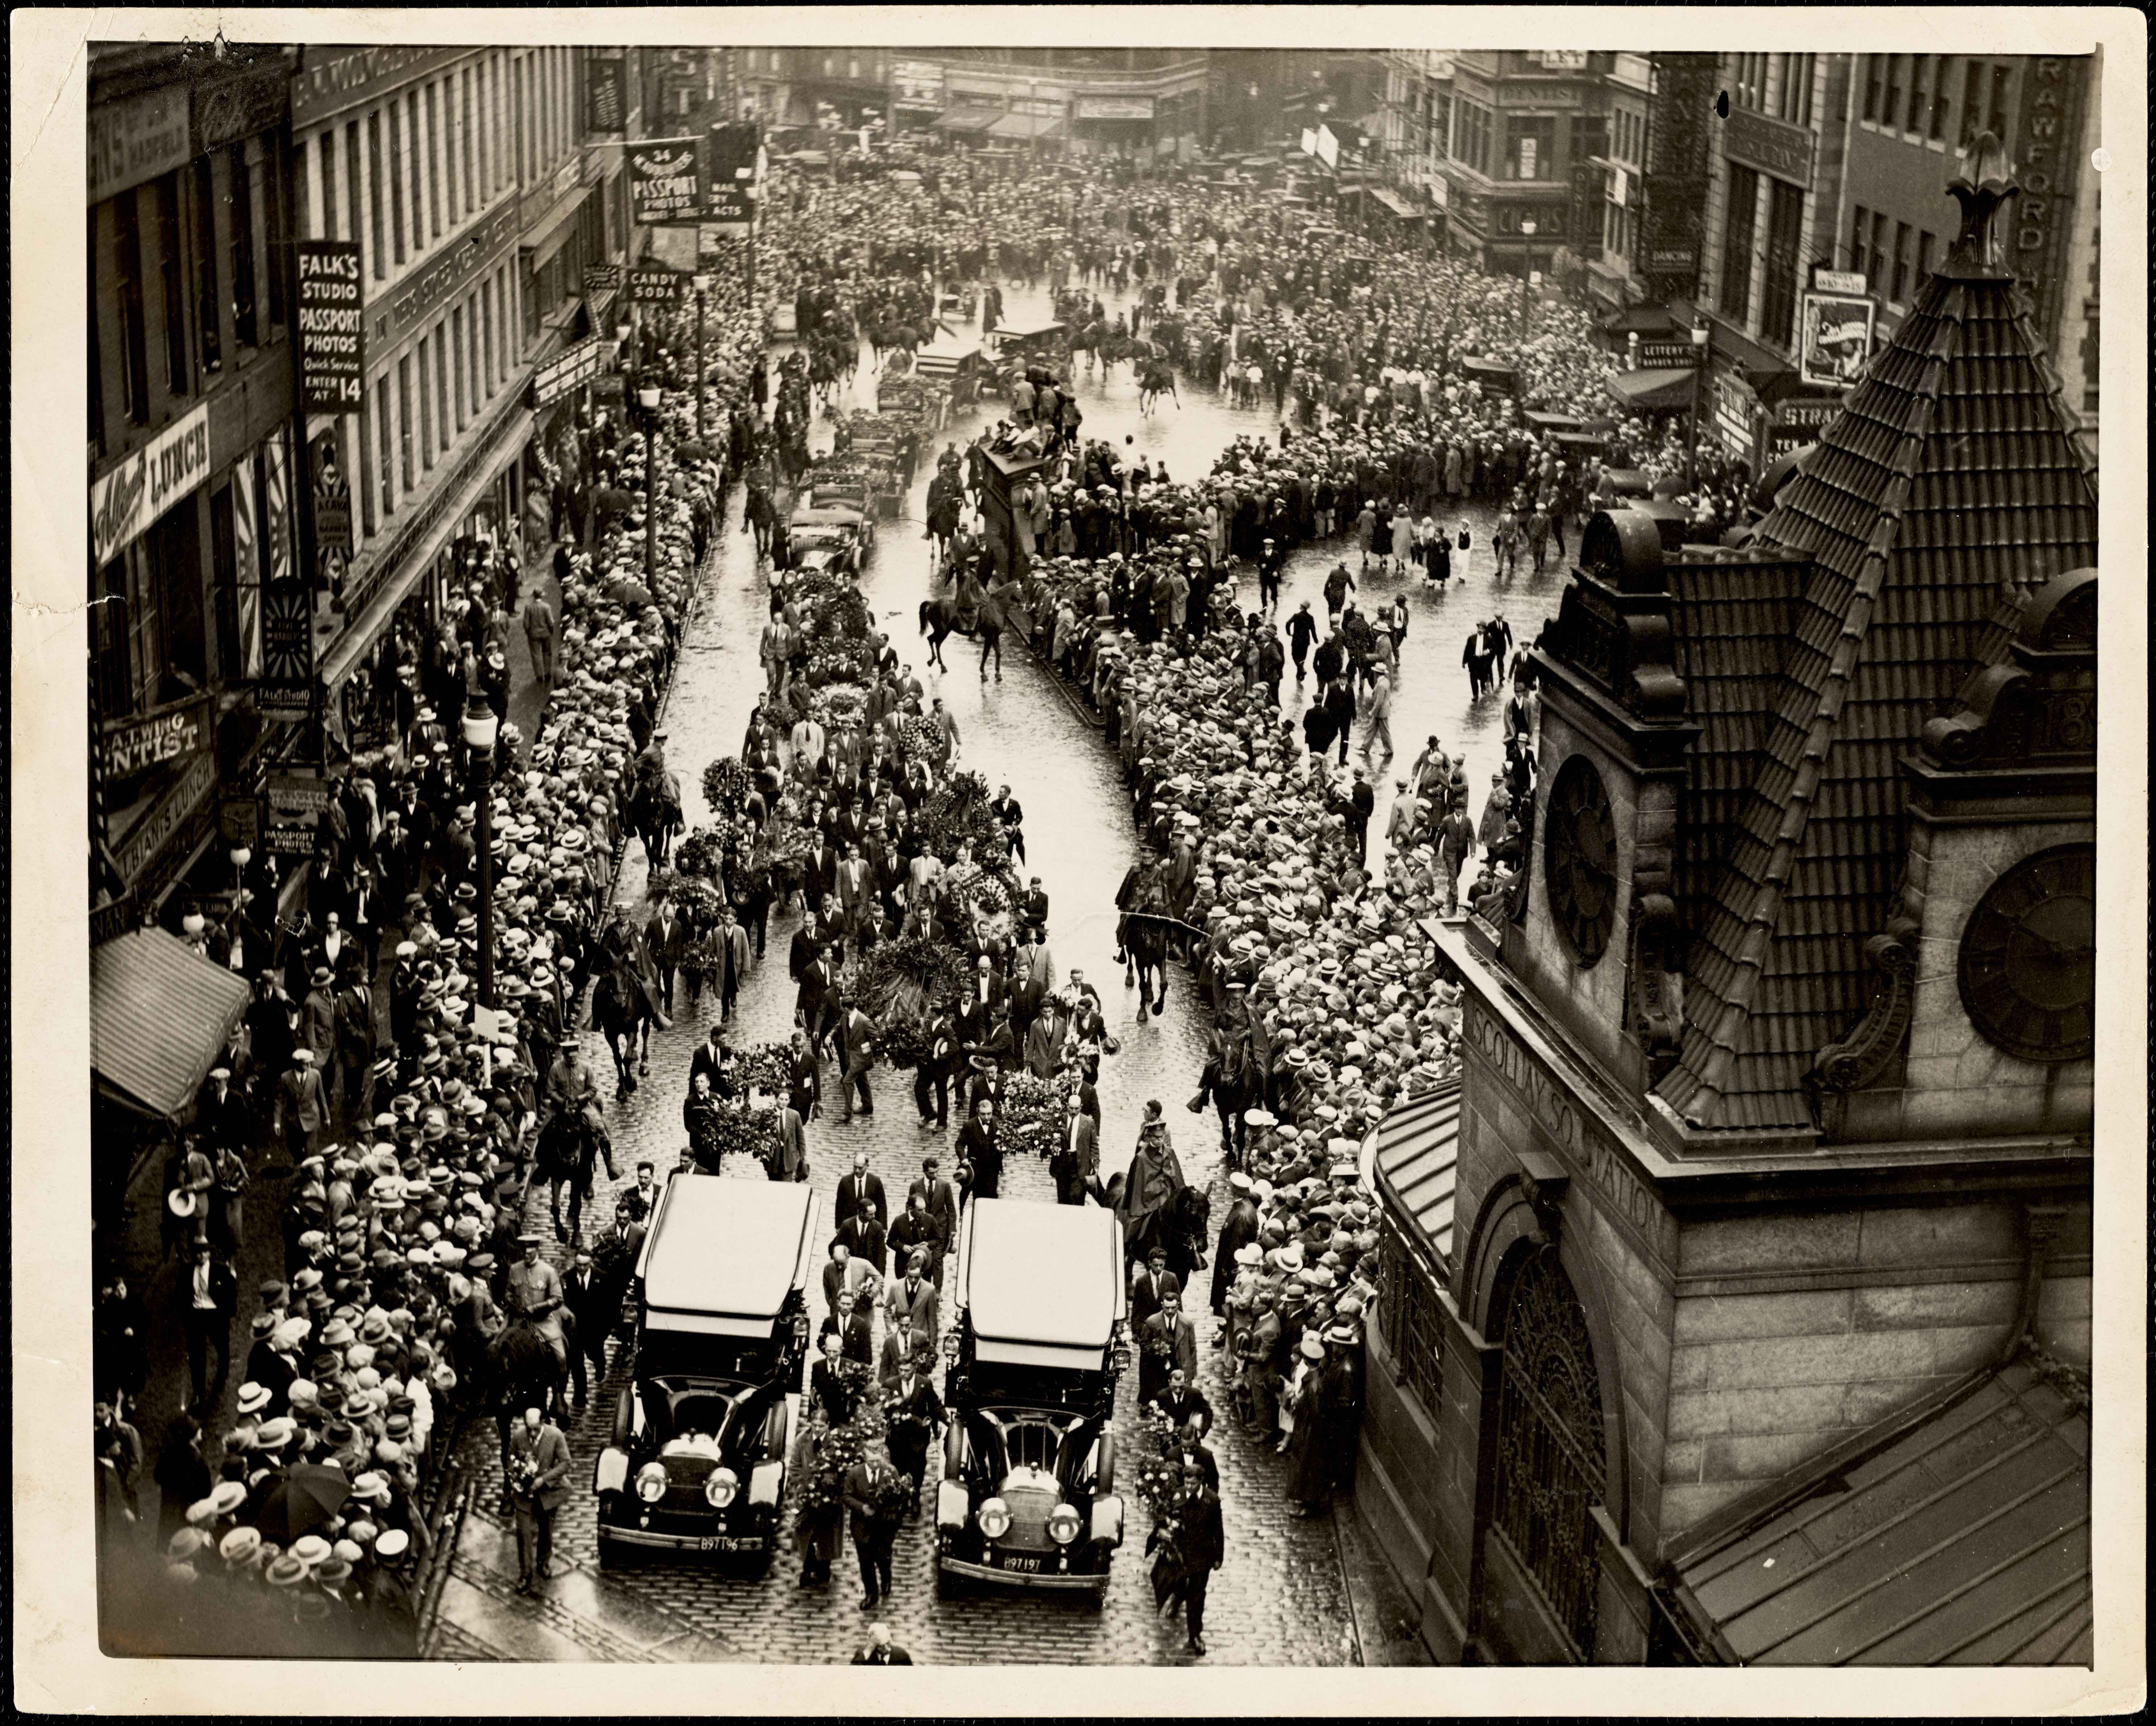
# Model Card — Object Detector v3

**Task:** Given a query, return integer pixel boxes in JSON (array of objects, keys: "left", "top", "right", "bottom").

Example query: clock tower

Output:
[{"left": 1809, "top": 568, "right": 2098, "bottom": 1141}]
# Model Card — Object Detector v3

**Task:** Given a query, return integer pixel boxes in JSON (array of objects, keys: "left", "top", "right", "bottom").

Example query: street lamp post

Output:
[
  {"left": 639, "top": 379, "right": 663, "bottom": 597},
  {"left": 1519, "top": 217, "right": 1538, "bottom": 335},
  {"left": 1686, "top": 317, "right": 1711, "bottom": 487},
  {"left": 461, "top": 676, "right": 501, "bottom": 1052}
]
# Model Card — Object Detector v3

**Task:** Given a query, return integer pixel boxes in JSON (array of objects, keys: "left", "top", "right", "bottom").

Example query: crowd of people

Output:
[{"left": 98, "top": 267, "right": 777, "bottom": 1639}]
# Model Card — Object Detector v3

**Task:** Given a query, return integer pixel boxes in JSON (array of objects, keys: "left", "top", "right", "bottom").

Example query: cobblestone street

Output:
[{"left": 427, "top": 284, "right": 1474, "bottom": 1665}]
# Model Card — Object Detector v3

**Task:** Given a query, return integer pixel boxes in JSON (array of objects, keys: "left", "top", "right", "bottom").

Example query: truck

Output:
[
  {"left": 592, "top": 1177, "right": 819, "bottom": 1572},
  {"left": 935, "top": 1198, "right": 1129, "bottom": 1603}
]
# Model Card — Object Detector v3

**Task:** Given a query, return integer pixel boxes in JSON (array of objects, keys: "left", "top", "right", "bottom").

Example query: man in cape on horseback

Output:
[{"left": 1116, "top": 1103, "right": 1187, "bottom": 1263}]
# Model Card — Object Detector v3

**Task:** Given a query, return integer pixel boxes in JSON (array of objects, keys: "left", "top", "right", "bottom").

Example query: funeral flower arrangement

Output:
[
  {"left": 993, "top": 1072, "right": 1065, "bottom": 1159},
  {"left": 700, "top": 756, "right": 757, "bottom": 822}
]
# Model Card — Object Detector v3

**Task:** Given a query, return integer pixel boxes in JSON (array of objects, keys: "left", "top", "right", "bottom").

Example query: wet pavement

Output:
[{"left": 428, "top": 272, "right": 1539, "bottom": 1666}]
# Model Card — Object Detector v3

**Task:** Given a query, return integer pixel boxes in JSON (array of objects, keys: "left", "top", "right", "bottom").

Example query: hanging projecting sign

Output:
[
  {"left": 1797, "top": 292, "right": 1876, "bottom": 389},
  {"left": 296, "top": 239, "right": 366, "bottom": 412},
  {"left": 627, "top": 267, "right": 689, "bottom": 305},
  {"left": 532, "top": 337, "right": 611, "bottom": 407},
  {"left": 584, "top": 263, "right": 624, "bottom": 294},
  {"left": 586, "top": 55, "right": 627, "bottom": 133},
  {"left": 90, "top": 403, "right": 211, "bottom": 568},
  {"left": 1812, "top": 268, "right": 1867, "bottom": 295},
  {"left": 628, "top": 137, "right": 704, "bottom": 225},
  {"left": 258, "top": 588, "right": 316, "bottom": 719}
]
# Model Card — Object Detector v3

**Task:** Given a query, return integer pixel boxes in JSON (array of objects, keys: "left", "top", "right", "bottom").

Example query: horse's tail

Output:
[{"left": 918, "top": 600, "right": 932, "bottom": 636}]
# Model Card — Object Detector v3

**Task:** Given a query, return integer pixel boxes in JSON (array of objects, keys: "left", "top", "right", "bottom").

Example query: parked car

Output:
[
  {"left": 593, "top": 1177, "right": 819, "bottom": 1572},
  {"left": 935, "top": 1198, "right": 1129, "bottom": 1604}
]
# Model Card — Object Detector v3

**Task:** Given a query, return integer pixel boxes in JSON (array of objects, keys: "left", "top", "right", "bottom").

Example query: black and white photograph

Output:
[{"left": 13, "top": 6, "right": 2145, "bottom": 1712}]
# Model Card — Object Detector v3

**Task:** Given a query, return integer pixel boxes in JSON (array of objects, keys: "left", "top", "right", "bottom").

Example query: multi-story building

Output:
[
  {"left": 737, "top": 46, "right": 891, "bottom": 131},
  {"left": 287, "top": 43, "right": 632, "bottom": 760},
  {"left": 88, "top": 42, "right": 303, "bottom": 948},
  {"left": 1356, "top": 151, "right": 2095, "bottom": 1665},
  {"left": 885, "top": 48, "right": 1211, "bottom": 160},
  {"left": 1423, "top": 50, "right": 1611, "bottom": 277},
  {"left": 1379, "top": 50, "right": 1457, "bottom": 243},
  {"left": 1577, "top": 54, "right": 1653, "bottom": 315},
  {"left": 1689, "top": 52, "right": 2099, "bottom": 476}
]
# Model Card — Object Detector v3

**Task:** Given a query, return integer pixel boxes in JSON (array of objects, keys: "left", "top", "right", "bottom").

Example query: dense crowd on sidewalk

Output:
[{"left": 96, "top": 280, "right": 774, "bottom": 1648}]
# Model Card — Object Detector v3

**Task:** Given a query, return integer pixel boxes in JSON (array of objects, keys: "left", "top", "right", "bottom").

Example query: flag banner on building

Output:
[
  {"left": 1797, "top": 292, "right": 1876, "bottom": 388},
  {"left": 628, "top": 137, "right": 703, "bottom": 225},
  {"left": 295, "top": 239, "right": 366, "bottom": 412},
  {"left": 586, "top": 55, "right": 627, "bottom": 133},
  {"left": 233, "top": 457, "right": 262, "bottom": 680},
  {"left": 262, "top": 429, "right": 294, "bottom": 587}
]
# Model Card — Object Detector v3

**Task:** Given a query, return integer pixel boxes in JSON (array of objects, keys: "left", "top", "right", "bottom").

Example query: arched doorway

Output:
[{"left": 1482, "top": 1241, "right": 1607, "bottom": 1661}]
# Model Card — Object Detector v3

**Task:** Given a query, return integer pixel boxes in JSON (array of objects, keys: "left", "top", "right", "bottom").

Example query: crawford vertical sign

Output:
[
  {"left": 628, "top": 137, "right": 703, "bottom": 225},
  {"left": 2011, "top": 56, "right": 2090, "bottom": 357},
  {"left": 296, "top": 239, "right": 366, "bottom": 411}
]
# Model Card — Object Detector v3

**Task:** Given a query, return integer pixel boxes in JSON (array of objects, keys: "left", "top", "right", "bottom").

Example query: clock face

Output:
[
  {"left": 1545, "top": 756, "right": 1617, "bottom": 967},
  {"left": 1957, "top": 843, "right": 2097, "bottom": 1063}
]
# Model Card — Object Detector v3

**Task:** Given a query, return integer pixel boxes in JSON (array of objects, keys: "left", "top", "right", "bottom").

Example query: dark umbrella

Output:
[
  {"left": 594, "top": 485, "right": 638, "bottom": 521},
  {"left": 251, "top": 1462, "right": 349, "bottom": 1542},
  {"left": 605, "top": 576, "right": 655, "bottom": 608},
  {"left": 673, "top": 440, "right": 711, "bottom": 464}
]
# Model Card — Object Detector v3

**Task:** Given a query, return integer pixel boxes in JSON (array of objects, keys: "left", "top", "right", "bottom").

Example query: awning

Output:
[
  {"left": 1370, "top": 1077, "right": 1461, "bottom": 1272},
  {"left": 935, "top": 108, "right": 999, "bottom": 134},
  {"left": 1599, "top": 302, "right": 1683, "bottom": 339},
  {"left": 1369, "top": 186, "right": 1423, "bottom": 219},
  {"left": 92, "top": 928, "right": 254, "bottom": 1120},
  {"left": 1661, "top": 1355, "right": 2090, "bottom": 1665},
  {"left": 321, "top": 409, "right": 535, "bottom": 689},
  {"left": 986, "top": 112, "right": 1066, "bottom": 141},
  {"left": 1606, "top": 365, "right": 1698, "bottom": 413},
  {"left": 520, "top": 184, "right": 589, "bottom": 270}
]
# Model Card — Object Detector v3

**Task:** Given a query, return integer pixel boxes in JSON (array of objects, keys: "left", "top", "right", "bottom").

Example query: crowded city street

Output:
[{"left": 68, "top": 34, "right": 2113, "bottom": 1685}]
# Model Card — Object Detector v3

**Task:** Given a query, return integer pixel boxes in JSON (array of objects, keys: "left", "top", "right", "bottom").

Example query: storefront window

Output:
[
  {"left": 112, "top": 189, "right": 151, "bottom": 423},
  {"left": 228, "top": 143, "right": 257, "bottom": 350},
  {"left": 1759, "top": 177, "right": 1805, "bottom": 348},
  {"left": 155, "top": 171, "right": 189, "bottom": 395}
]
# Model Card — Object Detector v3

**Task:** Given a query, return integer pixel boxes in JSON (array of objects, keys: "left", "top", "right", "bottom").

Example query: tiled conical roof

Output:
[{"left": 1655, "top": 142, "right": 2098, "bottom": 1132}]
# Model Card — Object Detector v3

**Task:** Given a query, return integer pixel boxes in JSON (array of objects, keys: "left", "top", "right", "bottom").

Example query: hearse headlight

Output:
[
  {"left": 705, "top": 1467, "right": 740, "bottom": 1508},
  {"left": 977, "top": 1497, "right": 1012, "bottom": 1539},
  {"left": 635, "top": 1463, "right": 668, "bottom": 1503},
  {"left": 1047, "top": 1503, "right": 1083, "bottom": 1546}
]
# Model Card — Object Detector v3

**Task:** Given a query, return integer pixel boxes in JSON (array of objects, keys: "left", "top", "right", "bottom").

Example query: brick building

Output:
[{"left": 1354, "top": 146, "right": 2095, "bottom": 1665}]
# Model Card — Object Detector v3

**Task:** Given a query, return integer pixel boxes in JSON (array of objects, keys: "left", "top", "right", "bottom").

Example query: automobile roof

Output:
[
  {"left": 639, "top": 1177, "right": 816, "bottom": 1320},
  {"left": 960, "top": 1198, "right": 1124, "bottom": 1350}
]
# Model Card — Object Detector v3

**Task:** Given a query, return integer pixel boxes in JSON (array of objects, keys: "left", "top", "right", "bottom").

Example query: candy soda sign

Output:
[{"left": 629, "top": 138, "right": 703, "bottom": 225}]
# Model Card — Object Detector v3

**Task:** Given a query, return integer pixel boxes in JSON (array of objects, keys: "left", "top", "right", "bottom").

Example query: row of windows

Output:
[
  {"left": 89, "top": 139, "right": 287, "bottom": 451},
  {"left": 1719, "top": 164, "right": 1807, "bottom": 348},
  {"left": 1851, "top": 204, "right": 1937, "bottom": 308},
  {"left": 1862, "top": 54, "right": 2013, "bottom": 147},
  {"left": 1610, "top": 106, "right": 1645, "bottom": 169},
  {"left": 1452, "top": 98, "right": 1493, "bottom": 176},
  {"left": 1731, "top": 53, "right": 1815, "bottom": 127},
  {"left": 294, "top": 48, "right": 586, "bottom": 285}
]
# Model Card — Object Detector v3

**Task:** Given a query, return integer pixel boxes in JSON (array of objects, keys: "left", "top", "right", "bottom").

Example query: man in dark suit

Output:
[
  {"left": 1128, "top": 1246, "right": 1180, "bottom": 1332},
  {"left": 1139, "top": 1291, "right": 1199, "bottom": 1409},
  {"left": 886, "top": 1193, "right": 942, "bottom": 1289},
  {"left": 833, "top": 1152, "right": 888, "bottom": 1237},
  {"left": 914, "top": 1156, "right": 960, "bottom": 1279},
  {"left": 1174, "top": 1459, "right": 1226, "bottom": 1656},
  {"left": 912, "top": 1010, "right": 958, "bottom": 1128},
  {"left": 881, "top": 1358, "right": 947, "bottom": 1510},
  {"left": 842, "top": 1439, "right": 904, "bottom": 1606},
  {"left": 561, "top": 1247, "right": 609, "bottom": 1408},
  {"left": 645, "top": 894, "right": 689, "bottom": 1016},
  {"left": 787, "top": 1028, "right": 821, "bottom": 1119},
  {"left": 833, "top": 1207, "right": 888, "bottom": 1281},
  {"left": 852, "top": 1623, "right": 913, "bottom": 1664},
  {"left": 1051, "top": 1097, "right": 1099, "bottom": 1206},
  {"left": 1156, "top": 1365, "right": 1215, "bottom": 1441},
  {"left": 688, "top": 1023, "right": 732, "bottom": 1097},
  {"left": 182, "top": 1239, "right": 239, "bottom": 1416},
  {"left": 507, "top": 1405, "right": 573, "bottom": 1592}
]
